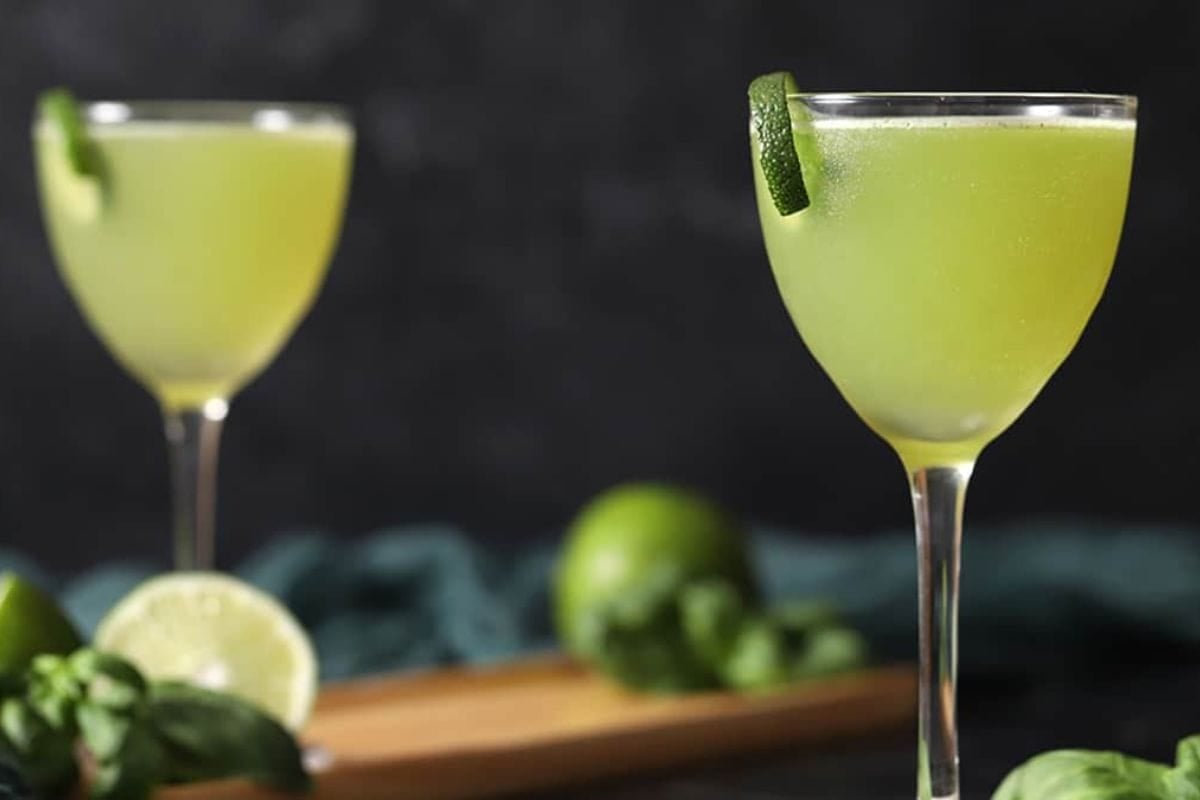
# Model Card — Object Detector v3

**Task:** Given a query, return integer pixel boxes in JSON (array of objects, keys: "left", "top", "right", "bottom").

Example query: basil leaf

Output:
[
  {"left": 77, "top": 702, "right": 133, "bottom": 763},
  {"left": 147, "top": 681, "right": 310, "bottom": 792},
  {"left": 790, "top": 626, "right": 868, "bottom": 679},
  {"left": 89, "top": 724, "right": 165, "bottom": 800},
  {"left": 1164, "top": 735, "right": 1200, "bottom": 800},
  {"left": 0, "top": 698, "right": 78, "bottom": 797},
  {"left": 682, "top": 588, "right": 866, "bottom": 692},
  {"left": 70, "top": 650, "right": 146, "bottom": 693},
  {"left": 679, "top": 579, "right": 746, "bottom": 670},
  {"left": 72, "top": 650, "right": 147, "bottom": 711},
  {"left": 992, "top": 749, "right": 1169, "bottom": 799},
  {"left": 575, "top": 566, "right": 718, "bottom": 693},
  {"left": 719, "top": 618, "right": 789, "bottom": 692}
]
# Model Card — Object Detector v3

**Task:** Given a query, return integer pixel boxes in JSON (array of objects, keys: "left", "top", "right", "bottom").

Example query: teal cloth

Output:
[{"left": 1, "top": 519, "right": 1197, "bottom": 681}]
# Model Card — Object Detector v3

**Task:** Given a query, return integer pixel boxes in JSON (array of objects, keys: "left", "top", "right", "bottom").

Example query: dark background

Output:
[{"left": 0, "top": 0, "right": 1194, "bottom": 573}]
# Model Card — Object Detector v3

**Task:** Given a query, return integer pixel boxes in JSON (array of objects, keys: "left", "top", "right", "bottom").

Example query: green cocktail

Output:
[
  {"left": 749, "top": 84, "right": 1136, "bottom": 800},
  {"left": 756, "top": 114, "right": 1135, "bottom": 468},
  {"left": 34, "top": 97, "right": 354, "bottom": 569}
]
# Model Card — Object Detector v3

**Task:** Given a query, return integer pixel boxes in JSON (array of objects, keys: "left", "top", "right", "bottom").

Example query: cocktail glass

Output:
[
  {"left": 34, "top": 100, "right": 354, "bottom": 570},
  {"left": 750, "top": 92, "right": 1136, "bottom": 799}
]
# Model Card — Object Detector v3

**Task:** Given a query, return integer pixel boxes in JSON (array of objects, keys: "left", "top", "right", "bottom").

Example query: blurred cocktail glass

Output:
[
  {"left": 34, "top": 97, "right": 353, "bottom": 570},
  {"left": 750, "top": 86, "right": 1136, "bottom": 799}
]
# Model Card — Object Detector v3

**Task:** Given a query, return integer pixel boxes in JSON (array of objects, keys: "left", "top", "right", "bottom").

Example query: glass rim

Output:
[
  {"left": 37, "top": 99, "right": 353, "bottom": 129},
  {"left": 789, "top": 92, "right": 1137, "bottom": 119}
]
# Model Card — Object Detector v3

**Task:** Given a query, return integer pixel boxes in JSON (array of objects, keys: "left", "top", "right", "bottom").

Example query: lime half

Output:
[
  {"left": 0, "top": 573, "right": 82, "bottom": 675},
  {"left": 749, "top": 71, "right": 809, "bottom": 215},
  {"left": 94, "top": 573, "right": 317, "bottom": 731}
]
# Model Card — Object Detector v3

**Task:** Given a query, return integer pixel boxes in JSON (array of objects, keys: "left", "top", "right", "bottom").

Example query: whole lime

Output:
[
  {"left": 554, "top": 483, "right": 757, "bottom": 657},
  {"left": 0, "top": 573, "right": 82, "bottom": 675}
]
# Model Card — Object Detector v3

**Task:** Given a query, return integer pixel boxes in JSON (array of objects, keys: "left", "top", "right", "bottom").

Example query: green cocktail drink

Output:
[
  {"left": 34, "top": 97, "right": 353, "bottom": 569},
  {"left": 748, "top": 82, "right": 1137, "bottom": 800},
  {"left": 755, "top": 114, "right": 1134, "bottom": 467},
  {"left": 36, "top": 117, "right": 351, "bottom": 410}
]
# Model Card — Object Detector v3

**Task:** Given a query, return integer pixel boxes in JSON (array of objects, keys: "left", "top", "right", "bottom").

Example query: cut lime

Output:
[
  {"left": 37, "top": 88, "right": 102, "bottom": 222},
  {"left": 749, "top": 71, "right": 809, "bottom": 215},
  {"left": 0, "top": 574, "right": 82, "bottom": 675},
  {"left": 94, "top": 573, "right": 316, "bottom": 731}
]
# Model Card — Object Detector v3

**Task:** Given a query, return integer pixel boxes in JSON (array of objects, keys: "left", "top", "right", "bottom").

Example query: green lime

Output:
[
  {"left": 554, "top": 483, "right": 757, "bottom": 657},
  {"left": 94, "top": 573, "right": 317, "bottom": 731},
  {"left": 37, "top": 88, "right": 102, "bottom": 222},
  {"left": 0, "top": 573, "right": 83, "bottom": 675},
  {"left": 749, "top": 71, "right": 809, "bottom": 215}
]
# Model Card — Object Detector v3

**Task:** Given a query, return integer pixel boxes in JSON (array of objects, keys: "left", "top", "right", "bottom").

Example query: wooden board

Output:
[{"left": 163, "top": 658, "right": 915, "bottom": 799}]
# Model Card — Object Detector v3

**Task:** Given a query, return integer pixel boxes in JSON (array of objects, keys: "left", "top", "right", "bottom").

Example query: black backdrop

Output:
[{"left": 0, "top": 0, "right": 1195, "bottom": 572}]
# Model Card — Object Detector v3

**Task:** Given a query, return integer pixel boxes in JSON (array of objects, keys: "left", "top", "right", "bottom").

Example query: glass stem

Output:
[
  {"left": 909, "top": 462, "right": 973, "bottom": 800},
  {"left": 163, "top": 400, "right": 228, "bottom": 570}
]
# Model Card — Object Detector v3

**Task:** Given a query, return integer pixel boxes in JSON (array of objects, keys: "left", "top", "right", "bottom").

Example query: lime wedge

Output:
[
  {"left": 37, "top": 88, "right": 103, "bottom": 222},
  {"left": 0, "top": 573, "right": 83, "bottom": 675},
  {"left": 749, "top": 71, "right": 809, "bottom": 215},
  {"left": 94, "top": 573, "right": 317, "bottom": 731}
]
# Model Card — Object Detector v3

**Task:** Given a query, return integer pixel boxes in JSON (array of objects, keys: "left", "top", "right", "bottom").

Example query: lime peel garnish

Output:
[
  {"left": 749, "top": 71, "right": 810, "bottom": 215},
  {"left": 37, "top": 87, "right": 104, "bottom": 222},
  {"left": 39, "top": 88, "right": 100, "bottom": 178}
]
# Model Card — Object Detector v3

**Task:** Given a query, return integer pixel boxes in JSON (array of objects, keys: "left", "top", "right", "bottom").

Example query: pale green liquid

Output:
[
  {"left": 36, "top": 122, "right": 353, "bottom": 410},
  {"left": 754, "top": 116, "right": 1135, "bottom": 467}
]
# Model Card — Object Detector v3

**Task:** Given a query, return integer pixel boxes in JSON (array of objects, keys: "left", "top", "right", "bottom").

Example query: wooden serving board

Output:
[{"left": 163, "top": 658, "right": 915, "bottom": 799}]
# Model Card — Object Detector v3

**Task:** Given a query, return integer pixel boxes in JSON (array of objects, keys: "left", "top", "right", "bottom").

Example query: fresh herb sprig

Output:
[
  {"left": 0, "top": 648, "right": 309, "bottom": 800},
  {"left": 994, "top": 734, "right": 1200, "bottom": 799},
  {"left": 575, "top": 568, "right": 867, "bottom": 694}
]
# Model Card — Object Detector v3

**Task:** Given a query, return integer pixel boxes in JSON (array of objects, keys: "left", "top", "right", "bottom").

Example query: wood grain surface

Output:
[{"left": 162, "top": 658, "right": 916, "bottom": 799}]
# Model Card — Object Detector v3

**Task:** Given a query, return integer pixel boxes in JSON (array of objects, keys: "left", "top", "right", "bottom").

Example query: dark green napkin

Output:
[{"left": 2, "top": 519, "right": 1196, "bottom": 682}]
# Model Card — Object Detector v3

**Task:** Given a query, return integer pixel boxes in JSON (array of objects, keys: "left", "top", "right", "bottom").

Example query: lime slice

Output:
[
  {"left": 749, "top": 71, "right": 809, "bottom": 215},
  {"left": 94, "top": 573, "right": 317, "bottom": 731},
  {"left": 0, "top": 573, "right": 82, "bottom": 675},
  {"left": 37, "top": 88, "right": 103, "bottom": 222}
]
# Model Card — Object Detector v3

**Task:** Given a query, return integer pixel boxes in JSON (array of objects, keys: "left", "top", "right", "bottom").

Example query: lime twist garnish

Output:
[
  {"left": 748, "top": 71, "right": 809, "bottom": 215},
  {"left": 38, "top": 88, "right": 100, "bottom": 179},
  {"left": 37, "top": 88, "right": 104, "bottom": 222}
]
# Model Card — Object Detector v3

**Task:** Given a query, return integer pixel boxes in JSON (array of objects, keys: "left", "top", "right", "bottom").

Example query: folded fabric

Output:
[{"left": 1, "top": 518, "right": 1196, "bottom": 682}]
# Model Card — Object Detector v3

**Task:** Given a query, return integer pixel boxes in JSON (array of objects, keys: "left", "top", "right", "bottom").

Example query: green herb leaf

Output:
[
  {"left": 721, "top": 618, "right": 790, "bottom": 692},
  {"left": 992, "top": 748, "right": 1170, "bottom": 799},
  {"left": 77, "top": 703, "right": 134, "bottom": 763},
  {"left": 147, "top": 681, "right": 310, "bottom": 792},
  {"left": 1163, "top": 736, "right": 1200, "bottom": 799},
  {"left": 679, "top": 579, "right": 746, "bottom": 669},
  {"left": 0, "top": 697, "right": 78, "bottom": 797},
  {"left": 71, "top": 650, "right": 147, "bottom": 711},
  {"left": 790, "top": 626, "right": 868, "bottom": 679},
  {"left": 89, "top": 724, "right": 165, "bottom": 800},
  {"left": 27, "top": 656, "right": 82, "bottom": 733},
  {"left": 681, "top": 589, "right": 866, "bottom": 692},
  {"left": 575, "top": 566, "right": 718, "bottom": 694}
]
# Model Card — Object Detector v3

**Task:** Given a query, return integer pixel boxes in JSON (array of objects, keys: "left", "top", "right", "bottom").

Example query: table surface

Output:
[{"left": 537, "top": 662, "right": 1199, "bottom": 800}]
